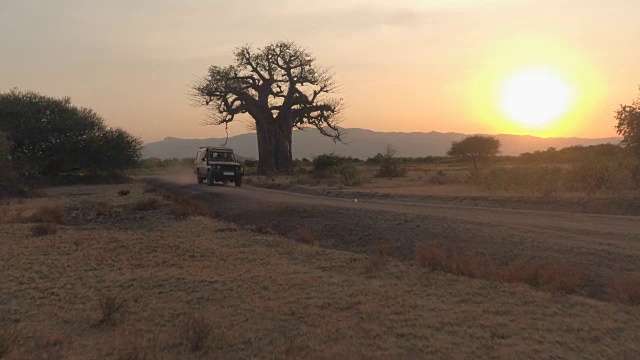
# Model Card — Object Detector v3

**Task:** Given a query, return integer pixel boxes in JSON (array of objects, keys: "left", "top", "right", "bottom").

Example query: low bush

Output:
[
  {"left": 467, "top": 158, "right": 640, "bottom": 196},
  {"left": 375, "top": 145, "right": 406, "bottom": 178},
  {"left": 339, "top": 165, "right": 362, "bottom": 186}
]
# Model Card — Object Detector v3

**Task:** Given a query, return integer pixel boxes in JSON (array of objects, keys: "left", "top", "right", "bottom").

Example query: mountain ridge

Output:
[{"left": 144, "top": 128, "right": 621, "bottom": 160}]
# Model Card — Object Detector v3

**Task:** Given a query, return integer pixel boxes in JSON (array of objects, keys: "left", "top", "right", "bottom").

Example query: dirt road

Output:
[{"left": 150, "top": 176, "right": 640, "bottom": 289}]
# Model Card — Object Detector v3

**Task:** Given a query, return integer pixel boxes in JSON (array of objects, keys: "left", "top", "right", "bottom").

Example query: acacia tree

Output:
[
  {"left": 447, "top": 135, "right": 501, "bottom": 168},
  {"left": 615, "top": 86, "right": 640, "bottom": 157},
  {"left": 191, "top": 41, "right": 344, "bottom": 174}
]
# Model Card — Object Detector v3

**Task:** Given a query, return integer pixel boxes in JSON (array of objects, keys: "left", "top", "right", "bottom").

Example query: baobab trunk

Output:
[{"left": 255, "top": 118, "right": 276, "bottom": 175}]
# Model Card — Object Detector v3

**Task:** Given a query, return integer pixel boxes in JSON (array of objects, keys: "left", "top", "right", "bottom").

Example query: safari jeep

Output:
[{"left": 194, "top": 147, "right": 244, "bottom": 187}]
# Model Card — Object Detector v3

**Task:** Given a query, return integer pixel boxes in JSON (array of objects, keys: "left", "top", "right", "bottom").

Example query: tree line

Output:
[{"left": 0, "top": 89, "right": 143, "bottom": 194}]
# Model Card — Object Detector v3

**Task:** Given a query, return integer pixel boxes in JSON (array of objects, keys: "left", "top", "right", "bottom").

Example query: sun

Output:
[{"left": 498, "top": 68, "right": 575, "bottom": 129}]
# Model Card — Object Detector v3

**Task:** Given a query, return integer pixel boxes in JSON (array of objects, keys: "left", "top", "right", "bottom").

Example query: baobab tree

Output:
[{"left": 191, "top": 41, "right": 344, "bottom": 174}]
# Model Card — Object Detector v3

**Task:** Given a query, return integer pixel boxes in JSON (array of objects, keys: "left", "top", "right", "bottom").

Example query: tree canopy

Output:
[
  {"left": 447, "top": 135, "right": 501, "bottom": 168},
  {"left": 615, "top": 86, "right": 640, "bottom": 157},
  {"left": 0, "top": 89, "right": 143, "bottom": 179},
  {"left": 191, "top": 41, "right": 343, "bottom": 174}
]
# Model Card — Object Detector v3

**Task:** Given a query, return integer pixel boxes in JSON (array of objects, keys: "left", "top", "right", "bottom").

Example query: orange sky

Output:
[{"left": 1, "top": 0, "right": 639, "bottom": 143}]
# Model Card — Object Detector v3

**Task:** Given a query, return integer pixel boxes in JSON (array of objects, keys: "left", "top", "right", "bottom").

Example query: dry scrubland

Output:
[{"left": 1, "top": 182, "right": 639, "bottom": 359}]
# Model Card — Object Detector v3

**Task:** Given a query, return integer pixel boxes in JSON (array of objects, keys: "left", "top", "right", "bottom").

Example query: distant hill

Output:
[{"left": 143, "top": 128, "right": 621, "bottom": 160}]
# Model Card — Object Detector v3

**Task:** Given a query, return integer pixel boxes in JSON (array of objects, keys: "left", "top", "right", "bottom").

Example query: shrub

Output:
[
  {"left": 312, "top": 153, "right": 344, "bottom": 178},
  {"left": 339, "top": 165, "right": 362, "bottom": 186},
  {"left": 428, "top": 170, "right": 451, "bottom": 185},
  {"left": 29, "top": 205, "right": 66, "bottom": 224},
  {"left": 31, "top": 223, "right": 58, "bottom": 236},
  {"left": 375, "top": 145, "right": 406, "bottom": 178}
]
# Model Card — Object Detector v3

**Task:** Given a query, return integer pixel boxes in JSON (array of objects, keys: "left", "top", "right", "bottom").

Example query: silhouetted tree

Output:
[
  {"left": 0, "top": 131, "right": 20, "bottom": 193},
  {"left": 0, "top": 89, "right": 143, "bottom": 178},
  {"left": 615, "top": 86, "right": 640, "bottom": 157},
  {"left": 191, "top": 41, "right": 344, "bottom": 174},
  {"left": 447, "top": 135, "right": 501, "bottom": 168},
  {"left": 376, "top": 144, "right": 406, "bottom": 178}
]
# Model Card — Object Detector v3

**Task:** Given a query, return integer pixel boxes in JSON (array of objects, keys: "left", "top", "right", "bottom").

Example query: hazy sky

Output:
[{"left": 1, "top": 0, "right": 639, "bottom": 143}]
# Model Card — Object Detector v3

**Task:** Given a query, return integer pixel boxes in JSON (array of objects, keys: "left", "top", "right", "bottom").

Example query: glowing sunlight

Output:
[{"left": 498, "top": 68, "right": 575, "bottom": 130}]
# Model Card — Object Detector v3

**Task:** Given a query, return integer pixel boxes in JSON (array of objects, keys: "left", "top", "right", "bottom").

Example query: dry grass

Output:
[
  {"left": 97, "top": 293, "right": 126, "bottom": 326},
  {"left": 0, "top": 326, "right": 19, "bottom": 358},
  {"left": 291, "top": 227, "right": 319, "bottom": 246},
  {"left": 170, "top": 197, "right": 212, "bottom": 219},
  {"left": 30, "top": 223, "right": 58, "bottom": 237},
  {"left": 118, "top": 189, "right": 131, "bottom": 196},
  {"left": 88, "top": 200, "right": 113, "bottom": 216},
  {"left": 179, "top": 314, "right": 214, "bottom": 353},
  {"left": 0, "top": 182, "right": 639, "bottom": 359},
  {"left": 132, "top": 197, "right": 162, "bottom": 211},
  {"left": 28, "top": 205, "right": 66, "bottom": 224},
  {"left": 610, "top": 274, "right": 640, "bottom": 305},
  {"left": 366, "top": 243, "right": 393, "bottom": 272},
  {"left": 415, "top": 245, "right": 584, "bottom": 295}
]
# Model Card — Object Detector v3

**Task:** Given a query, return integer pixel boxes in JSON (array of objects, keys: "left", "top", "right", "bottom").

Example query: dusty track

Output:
[{"left": 149, "top": 176, "right": 640, "bottom": 295}]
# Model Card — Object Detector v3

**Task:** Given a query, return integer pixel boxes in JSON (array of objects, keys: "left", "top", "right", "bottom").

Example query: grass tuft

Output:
[
  {"left": 180, "top": 315, "right": 213, "bottom": 352},
  {"left": 291, "top": 227, "right": 319, "bottom": 246},
  {"left": 118, "top": 189, "right": 131, "bottom": 196},
  {"left": 366, "top": 243, "right": 393, "bottom": 272},
  {"left": 414, "top": 245, "right": 448, "bottom": 271},
  {"left": 132, "top": 198, "right": 162, "bottom": 211},
  {"left": 89, "top": 200, "right": 113, "bottom": 216},
  {"left": 31, "top": 223, "right": 58, "bottom": 236},
  {"left": 170, "top": 197, "right": 211, "bottom": 220},
  {"left": 97, "top": 294, "right": 126, "bottom": 326},
  {"left": 28, "top": 205, "right": 66, "bottom": 224}
]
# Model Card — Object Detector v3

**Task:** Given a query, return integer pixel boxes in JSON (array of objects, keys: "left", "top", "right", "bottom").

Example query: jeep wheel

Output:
[
  {"left": 207, "top": 174, "right": 214, "bottom": 186},
  {"left": 235, "top": 176, "right": 243, "bottom": 187},
  {"left": 197, "top": 177, "right": 204, "bottom": 184}
]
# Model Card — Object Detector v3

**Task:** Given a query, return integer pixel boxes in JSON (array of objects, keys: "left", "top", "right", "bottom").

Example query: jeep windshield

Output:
[{"left": 208, "top": 152, "right": 236, "bottom": 162}]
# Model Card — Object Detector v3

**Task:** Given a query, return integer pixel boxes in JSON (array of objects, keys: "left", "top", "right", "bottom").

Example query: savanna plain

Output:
[{"left": 1, "top": 153, "right": 640, "bottom": 359}]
